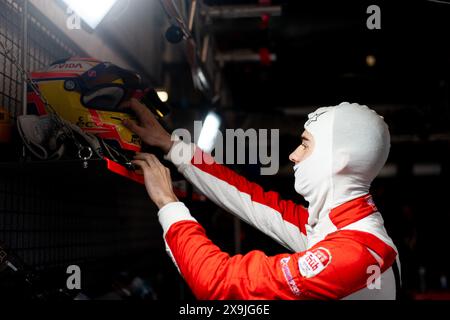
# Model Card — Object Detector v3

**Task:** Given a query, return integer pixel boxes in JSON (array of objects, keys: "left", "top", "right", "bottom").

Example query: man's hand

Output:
[
  {"left": 121, "top": 98, "right": 174, "bottom": 154},
  {"left": 132, "top": 153, "right": 179, "bottom": 209}
]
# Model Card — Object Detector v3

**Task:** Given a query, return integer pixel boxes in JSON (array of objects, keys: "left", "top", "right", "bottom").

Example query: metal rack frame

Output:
[
  {"left": 0, "top": 1, "right": 164, "bottom": 293},
  {"left": 0, "top": 0, "right": 83, "bottom": 118}
]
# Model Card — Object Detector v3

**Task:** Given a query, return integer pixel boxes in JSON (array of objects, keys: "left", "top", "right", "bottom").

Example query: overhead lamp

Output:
[
  {"left": 196, "top": 69, "right": 209, "bottom": 89},
  {"left": 192, "top": 67, "right": 211, "bottom": 93},
  {"left": 366, "top": 55, "right": 377, "bottom": 67},
  {"left": 63, "top": 0, "right": 118, "bottom": 29},
  {"left": 198, "top": 112, "right": 221, "bottom": 153},
  {"left": 156, "top": 90, "right": 169, "bottom": 103}
]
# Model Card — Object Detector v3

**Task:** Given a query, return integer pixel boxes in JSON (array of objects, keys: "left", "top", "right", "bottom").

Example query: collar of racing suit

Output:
[
  {"left": 325, "top": 193, "right": 379, "bottom": 229},
  {"left": 294, "top": 102, "right": 391, "bottom": 234},
  {"left": 307, "top": 193, "right": 398, "bottom": 270}
]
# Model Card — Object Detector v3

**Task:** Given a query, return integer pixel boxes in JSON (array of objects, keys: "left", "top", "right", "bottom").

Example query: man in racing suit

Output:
[{"left": 125, "top": 100, "right": 401, "bottom": 300}]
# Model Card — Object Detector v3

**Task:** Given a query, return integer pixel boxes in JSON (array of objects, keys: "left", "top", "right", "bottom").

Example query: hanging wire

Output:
[{"left": 0, "top": 39, "right": 91, "bottom": 160}]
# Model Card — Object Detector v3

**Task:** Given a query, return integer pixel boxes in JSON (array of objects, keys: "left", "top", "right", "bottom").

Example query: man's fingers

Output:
[
  {"left": 131, "top": 159, "right": 148, "bottom": 172},
  {"left": 119, "top": 98, "right": 141, "bottom": 110},
  {"left": 134, "top": 153, "right": 166, "bottom": 170},
  {"left": 123, "top": 119, "right": 145, "bottom": 135},
  {"left": 145, "top": 154, "right": 159, "bottom": 167},
  {"left": 128, "top": 99, "right": 155, "bottom": 122},
  {"left": 118, "top": 99, "right": 132, "bottom": 110},
  {"left": 165, "top": 167, "right": 172, "bottom": 178},
  {"left": 134, "top": 153, "right": 154, "bottom": 161},
  {"left": 134, "top": 153, "right": 157, "bottom": 166}
]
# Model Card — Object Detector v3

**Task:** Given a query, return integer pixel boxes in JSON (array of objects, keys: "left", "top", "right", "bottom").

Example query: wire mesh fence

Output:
[
  {"left": 0, "top": 0, "right": 83, "bottom": 118},
  {"left": 0, "top": 165, "right": 161, "bottom": 271},
  {"left": 0, "top": 0, "right": 24, "bottom": 117},
  {"left": 0, "top": 0, "right": 163, "bottom": 291}
]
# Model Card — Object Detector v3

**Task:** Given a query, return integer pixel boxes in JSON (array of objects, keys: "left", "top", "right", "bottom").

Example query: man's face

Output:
[{"left": 289, "top": 130, "right": 315, "bottom": 165}]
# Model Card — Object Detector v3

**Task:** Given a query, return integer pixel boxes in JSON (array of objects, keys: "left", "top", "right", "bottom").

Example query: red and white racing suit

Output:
[{"left": 158, "top": 140, "right": 401, "bottom": 300}]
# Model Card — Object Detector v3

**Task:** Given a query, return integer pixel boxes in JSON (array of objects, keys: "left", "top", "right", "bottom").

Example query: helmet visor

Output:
[{"left": 81, "top": 84, "right": 126, "bottom": 111}]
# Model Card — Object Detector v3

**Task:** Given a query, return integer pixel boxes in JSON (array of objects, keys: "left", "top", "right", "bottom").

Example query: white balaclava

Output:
[{"left": 293, "top": 102, "right": 390, "bottom": 226}]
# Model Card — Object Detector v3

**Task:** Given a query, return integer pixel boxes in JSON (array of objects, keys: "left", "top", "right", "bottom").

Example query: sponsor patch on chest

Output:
[{"left": 298, "top": 247, "right": 332, "bottom": 278}]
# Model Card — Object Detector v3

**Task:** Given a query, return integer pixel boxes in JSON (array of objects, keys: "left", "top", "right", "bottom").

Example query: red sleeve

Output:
[
  {"left": 166, "top": 141, "right": 309, "bottom": 252},
  {"left": 164, "top": 219, "right": 381, "bottom": 300}
]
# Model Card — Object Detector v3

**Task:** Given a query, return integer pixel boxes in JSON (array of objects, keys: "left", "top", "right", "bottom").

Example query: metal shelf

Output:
[{"left": 0, "top": 159, "right": 106, "bottom": 170}]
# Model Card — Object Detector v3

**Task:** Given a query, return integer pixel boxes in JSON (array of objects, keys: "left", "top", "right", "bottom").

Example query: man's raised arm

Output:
[{"left": 122, "top": 99, "right": 309, "bottom": 252}]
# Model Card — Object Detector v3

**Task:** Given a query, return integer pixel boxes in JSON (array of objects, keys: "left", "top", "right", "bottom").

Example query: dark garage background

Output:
[{"left": 0, "top": 0, "right": 449, "bottom": 300}]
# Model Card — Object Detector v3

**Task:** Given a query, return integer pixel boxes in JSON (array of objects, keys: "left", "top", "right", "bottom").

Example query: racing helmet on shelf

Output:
[{"left": 27, "top": 57, "right": 170, "bottom": 154}]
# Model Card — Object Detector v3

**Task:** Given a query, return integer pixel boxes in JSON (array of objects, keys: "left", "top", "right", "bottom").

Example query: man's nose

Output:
[{"left": 289, "top": 152, "right": 299, "bottom": 164}]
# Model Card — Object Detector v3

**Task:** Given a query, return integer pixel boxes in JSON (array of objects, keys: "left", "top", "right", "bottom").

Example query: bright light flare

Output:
[
  {"left": 63, "top": 0, "right": 118, "bottom": 29},
  {"left": 198, "top": 112, "right": 221, "bottom": 153},
  {"left": 157, "top": 90, "right": 169, "bottom": 103}
]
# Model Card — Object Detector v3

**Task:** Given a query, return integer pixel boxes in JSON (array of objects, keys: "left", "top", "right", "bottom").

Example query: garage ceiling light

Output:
[
  {"left": 156, "top": 90, "right": 169, "bottom": 103},
  {"left": 198, "top": 112, "right": 221, "bottom": 153},
  {"left": 63, "top": 0, "right": 118, "bottom": 29}
]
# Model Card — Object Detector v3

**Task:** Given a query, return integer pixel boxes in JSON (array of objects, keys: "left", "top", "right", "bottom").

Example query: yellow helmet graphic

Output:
[{"left": 27, "top": 57, "right": 169, "bottom": 153}]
